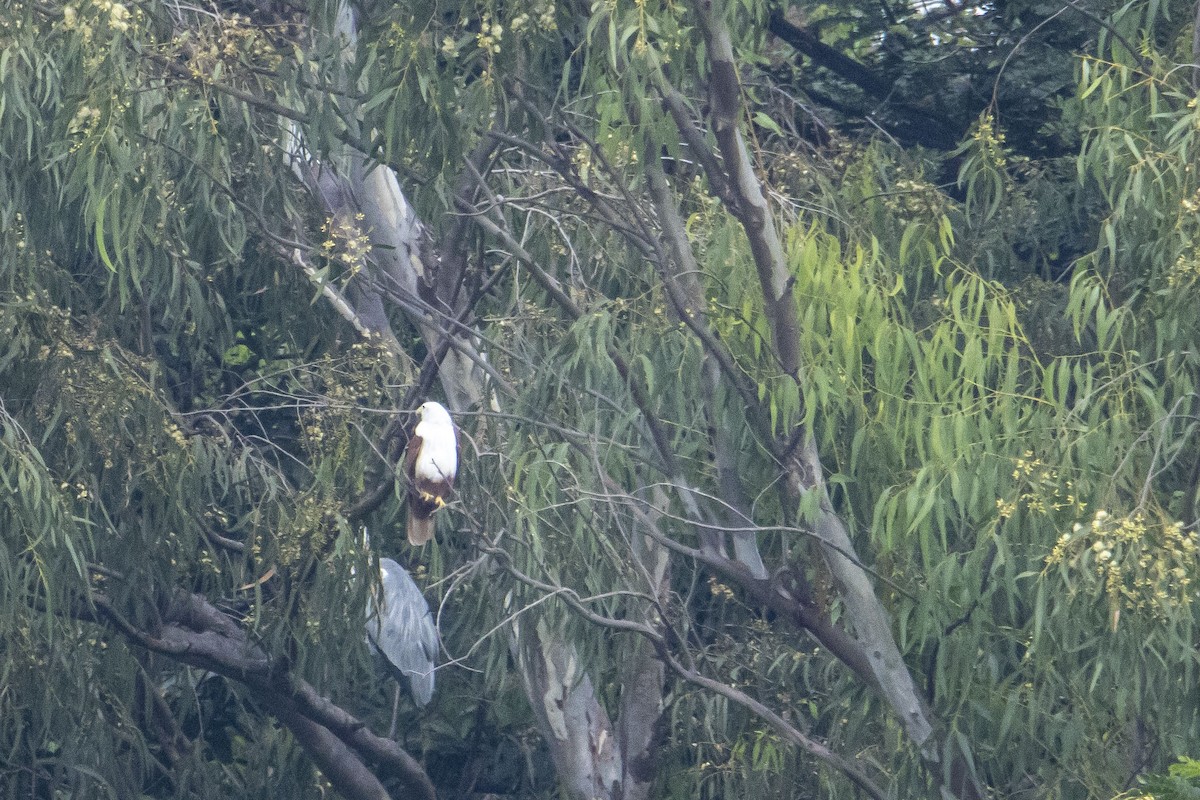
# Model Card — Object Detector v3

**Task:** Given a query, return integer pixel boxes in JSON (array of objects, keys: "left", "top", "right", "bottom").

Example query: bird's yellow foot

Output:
[{"left": 419, "top": 491, "right": 447, "bottom": 509}]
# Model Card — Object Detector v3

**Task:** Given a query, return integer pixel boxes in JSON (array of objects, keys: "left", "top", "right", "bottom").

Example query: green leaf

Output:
[{"left": 94, "top": 194, "right": 116, "bottom": 273}]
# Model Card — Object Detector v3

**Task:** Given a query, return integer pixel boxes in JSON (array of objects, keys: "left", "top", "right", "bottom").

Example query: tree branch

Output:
[
  {"left": 685, "top": 5, "right": 983, "bottom": 796},
  {"left": 92, "top": 590, "right": 436, "bottom": 800},
  {"left": 489, "top": 542, "right": 886, "bottom": 799},
  {"left": 765, "top": 11, "right": 961, "bottom": 149},
  {"left": 767, "top": 11, "right": 895, "bottom": 100},
  {"left": 693, "top": 2, "right": 803, "bottom": 380},
  {"left": 643, "top": 150, "right": 768, "bottom": 573}
]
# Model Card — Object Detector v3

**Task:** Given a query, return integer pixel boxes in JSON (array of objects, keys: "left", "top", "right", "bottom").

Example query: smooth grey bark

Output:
[
  {"left": 506, "top": 495, "right": 669, "bottom": 800},
  {"left": 614, "top": 637, "right": 666, "bottom": 798},
  {"left": 685, "top": 2, "right": 980, "bottom": 796},
  {"left": 572, "top": 485, "right": 891, "bottom": 800},
  {"left": 513, "top": 619, "right": 621, "bottom": 799},
  {"left": 615, "top": 494, "right": 671, "bottom": 800}
]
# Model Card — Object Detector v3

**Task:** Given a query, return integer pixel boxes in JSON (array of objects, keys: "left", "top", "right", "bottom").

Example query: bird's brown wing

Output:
[
  {"left": 405, "top": 432, "right": 439, "bottom": 545},
  {"left": 403, "top": 431, "right": 422, "bottom": 486},
  {"left": 404, "top": 432, "right": 446, "bottom": 519}
]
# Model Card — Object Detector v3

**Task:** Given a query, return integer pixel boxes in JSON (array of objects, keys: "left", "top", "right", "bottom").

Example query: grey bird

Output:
[{"left": 365, "top": 556, "right": 438, "bottom": 733}]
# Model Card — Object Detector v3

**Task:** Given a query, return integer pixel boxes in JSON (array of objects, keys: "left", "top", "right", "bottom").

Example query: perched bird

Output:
[
  {"left": 365, "top": 556, "right": 439, "bottom": 710},
  {"left": 404, "top": 401, "right": 458, "bottom": 546}
]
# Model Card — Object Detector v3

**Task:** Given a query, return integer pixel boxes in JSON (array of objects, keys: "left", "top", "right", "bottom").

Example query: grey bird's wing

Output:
[{"left": 365, "top": 557, "right": 438, "bottom": 706}]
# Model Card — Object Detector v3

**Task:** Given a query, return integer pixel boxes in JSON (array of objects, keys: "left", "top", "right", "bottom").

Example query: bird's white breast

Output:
[{"left": 413, "top": 417, "right": 457, "bottom": 482}]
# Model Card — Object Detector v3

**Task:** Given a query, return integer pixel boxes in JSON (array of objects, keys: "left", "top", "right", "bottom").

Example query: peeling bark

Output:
[
  {"left": 508, "top": 504, "right": 671, "bottom": 800},
  {"left": 513, "top": 619, "right": 621, "bottom": 800},
  {"left": 615, "top": 638, "right": 666, "bottom": 800}
]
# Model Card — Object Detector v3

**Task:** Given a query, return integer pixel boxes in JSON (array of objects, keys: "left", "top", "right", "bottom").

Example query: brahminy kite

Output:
[{"left": 404, "top": 401, "right": 458, "bottom": 545}]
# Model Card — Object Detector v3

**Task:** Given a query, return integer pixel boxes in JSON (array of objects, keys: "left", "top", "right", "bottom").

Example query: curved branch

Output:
[
  {"left": 92, "top": 590, "right": 436, "bottom": 800},
  {"left": 589, "top": 476, "right": 880, "bottom": 687},
  {"left": 765, "top": 12, "right": 960, "bottom": 148},
  {"left": 766, "top": 12, "right": 895, "bottom": 100},
  {"left": 266, "top": 703, "right": 391, "bottom": 800},
  {"left": 660, "top": 651, "right": 886, "bottom": 800}
]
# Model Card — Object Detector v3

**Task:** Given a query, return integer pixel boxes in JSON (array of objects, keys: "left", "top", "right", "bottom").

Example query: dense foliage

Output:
[{"left": 1, "top": 0, "right": 1198, "bottom": 797}]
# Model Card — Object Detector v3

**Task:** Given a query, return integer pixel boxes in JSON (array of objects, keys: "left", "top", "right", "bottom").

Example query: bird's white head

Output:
[{"left": 417, "top": 401, "right": 453, "bottom": 427}]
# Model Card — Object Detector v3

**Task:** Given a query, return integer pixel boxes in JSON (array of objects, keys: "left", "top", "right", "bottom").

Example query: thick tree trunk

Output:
[
  {"left": 685, "top": 2, "right": 982, "bottom": 796},
  {"left": 509, "top": 511, "right": 670, "bottom": 800},
  {"left": 615, "top": 637, "right": 666, "bottom": 800},
  {"left": 513, "top": 621, "right": 622, "bottom": 799}
]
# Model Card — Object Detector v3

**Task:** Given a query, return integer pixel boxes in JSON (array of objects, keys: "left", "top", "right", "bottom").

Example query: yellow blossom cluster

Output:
[
  {"left": 97, "top": 0, "right": 130, "bottom": 31},
  {"left": 769, "top": 152, "right": 817, "bottom": 197},
  {"left": 1166, "top": 244, "right": 1200, "bottom": 288},
  {"left": 173, "top": 13, "right": 283, "bottom": 81},
  {"left": 883, "top": 176, "right": 950, "bottom": 220},
  {"left": 606, "top": 137, "right": 639, "bottom": 168},
  {"left": 66, "top": 105, "right": 106, "bottom": 152},
  {"left": 67, "top": 104, "right": 102, "bottom": 136},
  {"left": 65, "top": 93, "right": 129, "bottom": 147},
  {"left": 509, "top": 1, "right": 557, "bottom": 33},
  {"left": 971, "top": 115, "right": 1008, "bottom": 173},
  {"left": 1182, "top": 188, "right": 1200, "bottom": 214},
  {"left": 476, "top": 14, "right": 502, "bottom": 55},
  {"left": 165, "top": 422, "right": 189, "bottom": 449},
  {"left": 59, "top": 481, "right": 90, "bottom": 500},
  {"left": 1046, "top": 508, "right": 1200, "bottom": 622},
  {"left": 297, "top": 343, "right": 392, "bottom": 472},
  {"left": 9, "top": 211, "right": 27, "bottom": 252},
  {"left": 384, "top": 21, "right": 408, "bottom": 49},
  {"left": 278, "top": 493, "right": 338, "bottom": 568},
  {"left": 319, "top": 212, "right": 373, "bottom": 278},
  {"left": 571, "top": 144, "right": 593, "bottom": 183},
  {"left": 707, "top": 574, "right": 735, "bottom": 600},
  {"left": 995, "top": 451, "right": 1085, "bottom": 519},
  {"left": 15, "top": 311, "right": 198, "bottom": 498},
  {"left": 61, "top": 0, "right": 137, "bottom": 36}
]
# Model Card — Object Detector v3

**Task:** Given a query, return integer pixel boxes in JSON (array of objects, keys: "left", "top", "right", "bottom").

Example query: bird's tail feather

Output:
[{"left": 407, "top": 514, "right": 435, "bottom": 546}]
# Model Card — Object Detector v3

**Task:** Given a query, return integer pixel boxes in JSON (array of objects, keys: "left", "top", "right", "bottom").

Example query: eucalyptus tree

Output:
[{"left": 1, "top": 0, "right": 1199, "bottom": 799}]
